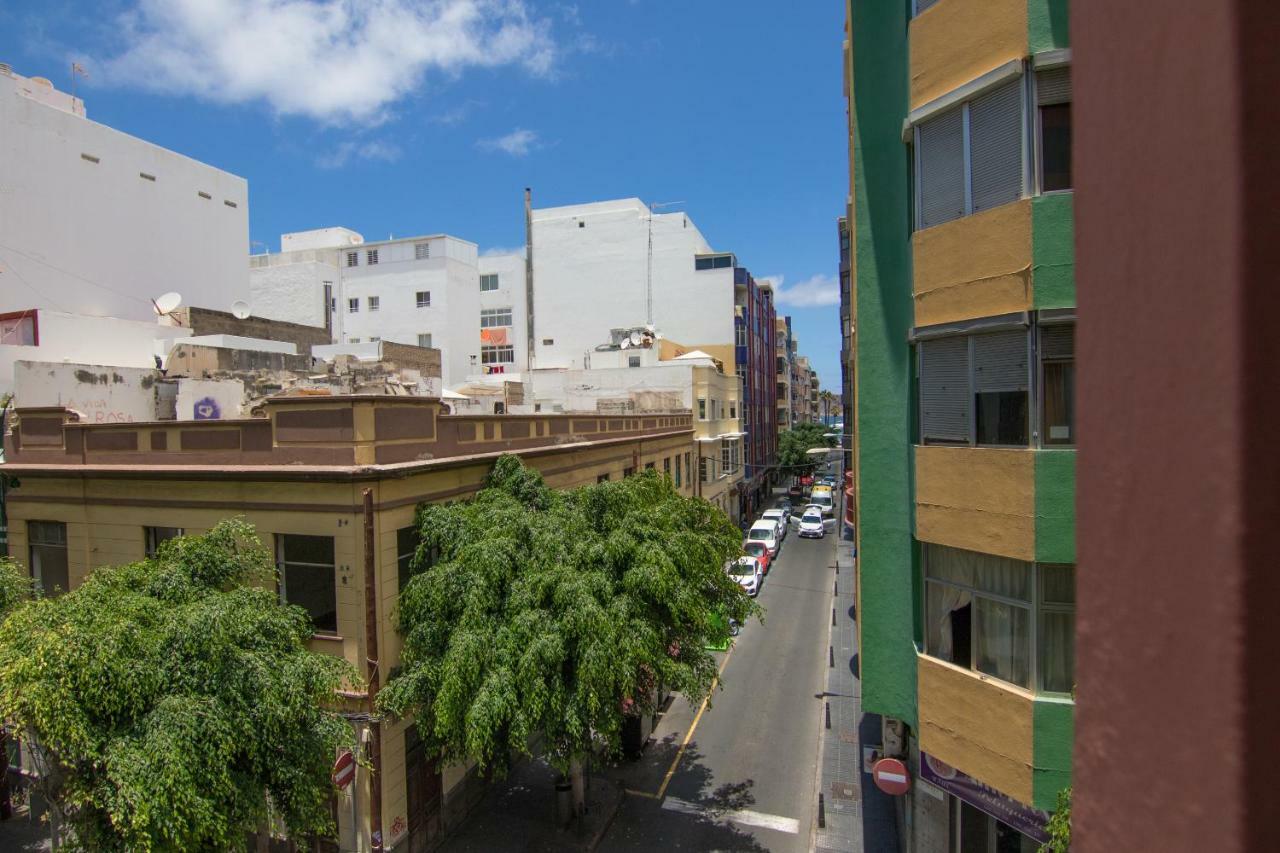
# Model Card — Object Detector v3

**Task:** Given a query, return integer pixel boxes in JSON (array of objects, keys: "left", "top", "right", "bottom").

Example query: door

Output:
[{"left": 405, "top": 728, "right": 443, "bottom": 853}]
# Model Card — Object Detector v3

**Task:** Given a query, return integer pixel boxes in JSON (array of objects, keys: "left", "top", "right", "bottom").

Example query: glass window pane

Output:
[
  {"left": 1042, "top": 360, "right": 1075, "bottom": 446},
  {"left": 29, "top": 542, "right": 69, "bottom": 597},
  {"left": 972, "top": 552, "right": 1031, "bottom": 601},
  {"left": 28, "top": 521, "right": 67, "bottom": 546},
  {"left": 1040, "top": 103, "right": 1073, "bottom": 191},
  {"left": 974, "top": 598, "right": 1030, "bottom": 687},
  {"left": 283, "top": 562, "right": 337, "bottom": 634},
  {"left": 282, "top": 534, "right": 334, "bottom": 565},
  {"left": 924, "top": 543, "right": 974, "bottom": 586},
  {"left": 1040, "top": 609, "right": 1076, "bottom": 694},
  {"left": 975, "top": 390, "right": 1028, "bottom": 445},
  {"left": 1040, "top": 563, "right": 1075, "bottom": 604},
  {"left": 145, "top": 526, "right": 183, "bottom": 557},
  {"left": 960, "top": 801, "right": 991, "bottom": 852},
  {"left": 398, "top": 526, "right": 421, "bottom": 593},
  {"left": 926, "top": 581, "right": 972, "bottom": 665}
]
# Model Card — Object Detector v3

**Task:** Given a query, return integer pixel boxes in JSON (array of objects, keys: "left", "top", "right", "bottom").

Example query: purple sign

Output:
[{"left": 919, "top": 752, "right": 1050, "bottom": 844}]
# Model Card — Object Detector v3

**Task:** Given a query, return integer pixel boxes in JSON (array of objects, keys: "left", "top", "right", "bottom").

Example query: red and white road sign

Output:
[
  {"left": 332, "top": 749, "right": 356, "bottom": 790},
  {"left": 872, "top": 757, "right": 911, "bottom": 796}
]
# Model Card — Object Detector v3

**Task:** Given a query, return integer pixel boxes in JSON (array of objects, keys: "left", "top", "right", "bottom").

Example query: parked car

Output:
[
  {"left": 774, "top": 498, "right": 794, "bottom": 519},
  {"left": 729, "top": 556, "right": 763, "bottom": 596},
  {"left": 761, "top": 508, "right": 788, "bottom": 539},
  {"left": 742, "top": 540, "right": 772, "bottom": 575},
  {"left": 799, "top": 509, "right": 826, "bottom": 538},
  {"left": 746, "top": 521, "right": 780, "bottom": 558}
]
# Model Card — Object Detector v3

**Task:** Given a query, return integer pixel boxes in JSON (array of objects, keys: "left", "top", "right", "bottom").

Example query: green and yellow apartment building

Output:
[{"left": 845, "top": 0, "right": 1074, "bottom": 850}]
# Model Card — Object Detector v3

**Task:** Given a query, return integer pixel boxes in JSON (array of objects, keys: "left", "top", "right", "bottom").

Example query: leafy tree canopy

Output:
[
  {"left": 379, "top": 456, "right": 758, "bottom": 781},
  {"left": 777, "top": 422, "right": 836, "bottom": 476},
  {"left": 0, "top": 520, "right": 357, "bottom": 852}
]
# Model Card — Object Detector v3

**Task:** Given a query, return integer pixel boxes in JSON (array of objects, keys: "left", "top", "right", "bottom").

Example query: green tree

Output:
[
  {"left": 1040, "top": 785, "right": 1072, "bottom": 852},
  {"left": 0, "top": 520, "right": 357, "bottom": 852},
  {"left": 777, "top": 422, "right": 836, "bottom": 477},
  {"left": 379, "top": 456, "right": 759, "bottom": 819}
]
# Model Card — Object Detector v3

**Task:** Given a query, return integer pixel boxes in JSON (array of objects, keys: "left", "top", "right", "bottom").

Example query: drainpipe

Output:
[{"left": 362, "top": 489, "right": 384, "bottom": 851}]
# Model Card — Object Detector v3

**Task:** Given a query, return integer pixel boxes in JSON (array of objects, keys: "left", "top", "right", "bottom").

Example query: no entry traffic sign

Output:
[
  {"left": 332, "top": 749, "right": 356, "bottom": 790},
  {"left": 872, "top": 757, "right": 911, "bottom": 796}
]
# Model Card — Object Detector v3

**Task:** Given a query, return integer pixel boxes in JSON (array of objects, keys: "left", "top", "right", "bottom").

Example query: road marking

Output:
[
  {"left": 662, "top": 796, "right": 800, "bottom": 835},
  {"left": 654, "top": 642, "right": 736, "bottom": 800},
  {"left": 625, "top": 788, "right": 660, "bottom": 799}
]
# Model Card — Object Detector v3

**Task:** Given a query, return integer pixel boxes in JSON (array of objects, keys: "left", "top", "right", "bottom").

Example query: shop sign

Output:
[{"left": 919, "top": 752, "right": 1050, "bottom": 844}]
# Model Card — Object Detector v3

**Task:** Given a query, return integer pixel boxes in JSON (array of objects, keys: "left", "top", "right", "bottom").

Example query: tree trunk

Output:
[{"left": 569, "top": 757, "right": 586, "bottom": 819}]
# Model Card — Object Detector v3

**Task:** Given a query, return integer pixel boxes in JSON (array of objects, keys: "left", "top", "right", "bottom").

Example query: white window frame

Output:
[
  {"left": 417, "top": 333, "right": 432, "bottom": 348},
  {"left": 416, "top": 291, "right": 431, "bottom": 308},
  {"left": 480, "top": 345, "right": 514, "bottom": 364},
  {"left": 480, "top": 307, "right": 513, "bottom": 328},
  {"left": 480, "top": 273, "right": 500, "bottom": 292},
  {"left": 347, "top": 298, "right": 359, "bottom": 314},
  {"left": 368, "top": 296, "right": 380, "bottom": 312},
  {"left": 346, "top": 251, "right": 359, "bottom": 267},
  {"left": 366, "top": 249, "right": 379, "bottom": 265}
]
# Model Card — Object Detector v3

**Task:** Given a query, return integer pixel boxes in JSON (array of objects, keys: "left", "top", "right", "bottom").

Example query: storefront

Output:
[{"left": 920, "top": 753, "right": 1049, "bottom": 853}]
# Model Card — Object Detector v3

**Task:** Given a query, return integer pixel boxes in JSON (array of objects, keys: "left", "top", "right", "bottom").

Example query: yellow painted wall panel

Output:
[
  {"left": 913, "top": 200, "right": 1033, "bottom": 327},
  {"left": 918, "top": 654, "right": 1034, "bottom": 804},
  {"left": 916, "top": 446, "right": 1035, "bottom": 560},
  {"left": 909, "top": 0, "right": 1027, "bottom": 110}
]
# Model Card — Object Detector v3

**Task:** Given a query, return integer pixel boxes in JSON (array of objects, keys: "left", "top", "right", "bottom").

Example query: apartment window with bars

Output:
[
  {"left": 368, "top": 296, "right": 380, "bottom": 312},
  {"left": 276, "top": 534, "right": 337, "bottom": 634},
  {"left": 480, "top": 273, "right": 500, "bottom": 292},
  {"left": 346, "top": 251, "right": 359, "bottom": 267},
  {"left": 480, "top": 307, "right": 513, "bottom": 328},
  {"left": 1036, "top": 66, "right": 1073, "bottom": 192},
  {"left": 416, "top": 291, "right": 431, "bottom": 308},
  {"left": 367, "top": 249, "right": 379, "bottom": 265},
  {"left": 914, "top": 77, "right": 1025, "bottom": 230},
  {"left": 418, "top": 333, "right": 433, "bottom": 348},
  {"left": 414, "top": 242, "right": 430, "bottom": 260},
  {"left": 481, "top": 345, "right": 514, "bottom": 364},
  {"left": 347, "top": 298, "right": 359, "bottom": 313}
]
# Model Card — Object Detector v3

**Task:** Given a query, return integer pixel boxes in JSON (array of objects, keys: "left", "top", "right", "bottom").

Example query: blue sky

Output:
[{"left": 0, "top": 0, "right": 848, "bottom": 390}]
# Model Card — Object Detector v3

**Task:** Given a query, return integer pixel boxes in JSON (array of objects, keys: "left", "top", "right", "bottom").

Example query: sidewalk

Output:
[
  {"left": 811, "top": 530, "right": 899, "bottom": 853},
  {"left": 439, "top": 756, "right": 623, "bottom": 853}
]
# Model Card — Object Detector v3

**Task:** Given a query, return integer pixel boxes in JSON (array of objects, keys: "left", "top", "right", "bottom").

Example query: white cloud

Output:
[
  {"left": 765, "top": 273, "right": 841, "bottom": 308},
  {"left": 477, "top": 127, "right": 538, "bottom": 156},
  {"left": 101, "top": 0, "right": 556, "bottom": 124},
  {"left": 314, "top": 139, "right": 402, "bottom": 169},
  {"left": 481, "top": 245, "right": 526, "bottom": 258}
]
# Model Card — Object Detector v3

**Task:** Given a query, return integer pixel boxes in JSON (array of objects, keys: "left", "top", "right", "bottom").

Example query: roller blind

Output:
[
  {"left": 920, "top": 336, "right": 970, "bottom": 442},
  {"left": 973, "top": 330, "right": 1029, "bottom": 392},
  {"left": 917, "top": 107, "right": 966, "bottom": 229},
  {"left": 969, "top": 79, "right": 1025, "bottom": 214},
  {"left": 1040, "top": 324, "right": 1074, "bottom": 360},
  {"left": 1037, "top": 67, "right": 1072, "bottom": 106},
  {"left": 915, "top": 0, "right": 943, "bottom": 13}
]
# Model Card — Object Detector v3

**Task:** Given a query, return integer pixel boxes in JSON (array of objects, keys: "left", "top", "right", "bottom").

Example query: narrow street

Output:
[{"left": 600, "top": 514, "right": 837, "bottom": 851}]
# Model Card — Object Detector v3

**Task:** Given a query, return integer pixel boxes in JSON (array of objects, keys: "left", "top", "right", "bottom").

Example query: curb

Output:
[{"left": 583, "top": 780, "right": 626, "bottom": 852}]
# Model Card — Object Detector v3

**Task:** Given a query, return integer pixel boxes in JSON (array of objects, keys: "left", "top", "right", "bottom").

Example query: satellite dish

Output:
[
  {"left": 629, "top": 330, "right": 643, "bottom": 346},
  {"left": 231, "top": 300, "right": 251, "bottom": 320},
  {"left": 620, "top": 339, "right": 631, "bottom": 349},
  {"left": 152, "top": 291, "right": 183, "bottom": 315}
]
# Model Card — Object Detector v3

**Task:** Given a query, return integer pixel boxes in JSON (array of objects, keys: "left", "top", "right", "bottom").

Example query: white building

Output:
[
  {"left": 529, "top": 198, "right": 738, "bottom": 372},
  {"left": 250, "top": 229, "right": 526, "bottom": 387},
  {"left": 0, "top": 65, "right": 249, "bottom": 322}
]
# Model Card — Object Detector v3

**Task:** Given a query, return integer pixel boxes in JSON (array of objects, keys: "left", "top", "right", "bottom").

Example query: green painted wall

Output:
[
  {"left": 1032, "top": 697, "right": 1074, "bottom": 811},
  {"left": 1028, "top": 0, "right": 1070, "bottom": 53},
  {"left": 1032, "top": 193, "right": 1076, "bottom": 309},
  {"left": 1034, "top": 449, "right": 1076, "bottom": 563},
  {"left": 852, "top": 0, "right": 917, "bottom": 728}
]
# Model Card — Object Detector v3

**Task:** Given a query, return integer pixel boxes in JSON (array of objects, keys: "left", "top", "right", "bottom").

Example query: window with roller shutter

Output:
[
  {"left": 920, "top": 336, "right": 970, "bottom": 444},
  {"left": 1040, "top": 323, "right": 1075, "bottom": 445},
  {"left": 918, "top": 327, "right": 1033, "bottom": 447},
  {"left": 973, "top": 330, "right": 1029, "bottom": 445},
  {"left": 1037, "top": 67, "right": 1073, "bottom": 191}
]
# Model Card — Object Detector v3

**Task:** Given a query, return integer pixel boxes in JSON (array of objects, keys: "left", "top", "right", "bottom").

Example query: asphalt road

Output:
[{"left": 600, "top": 515, "right": 836, "bottom": 851}]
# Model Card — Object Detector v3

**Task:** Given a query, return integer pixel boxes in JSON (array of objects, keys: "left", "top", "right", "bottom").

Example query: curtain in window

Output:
[
  {"left": 926, "top": 582, "right": 973, "bottom": 663},
  {"left": 1040, "top": 610, "right": 1075, "bottom": 693},
  {"left": 975, "top": 599, "right": 1030, "bottom": 687}
]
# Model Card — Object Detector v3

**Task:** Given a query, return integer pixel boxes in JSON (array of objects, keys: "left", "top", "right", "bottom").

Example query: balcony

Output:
[{"left": 909, "top": 0, "right": 1028, "bottom": 110}]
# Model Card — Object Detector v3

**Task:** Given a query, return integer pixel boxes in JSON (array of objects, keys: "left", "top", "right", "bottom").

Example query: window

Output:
[
  {"left": 1037, "top": 67, "right": 1073, "bottom": 192},
  {"left": 139, "top": 172, "right": 156, "bottom": 181},
  {"left": 416, "top": 291, "right": 431, "bottom": 308},
  {"left": 224, "top": 200, "right": 238, "bottom": 208},
  {"left": 913, "top": 0, "right": 943, "bottom": 15},
  {"left": 663, "top": 457, "right": 671, "bottom": 477},
  {"left": 698, "top": 399, "right": 707, "bottom": 420},
  {"left": 623, "top": 465, "right": 636, "bottom": 477},
  {"left": 144, "top": 526, "right": 183, "bottom": 557},
  {"left": 349, "top": 338, "right": 360, "bottom": 344},
  {"left": 645, "top": 461, "right": 655, "bottom": 471},
  {"left": 418, "top": 333, "right": 433, "bottom": 348},
  {"left": 415, "top": 242, "right": 430, "bottom": 260},
  {"left": 0, "top": 313, "right": 36, "bottom": 346},
  {"left": 675, "top": 454, "right": 682, "bottom": 487},
  {"left": 542, "top": 338, "right": 554, "bottom": 346},
  {"left": 597, "top": 473, "right": 610, "bottom": 483},
  {"left": 923, "top": 543, "right": 1075, "bottom": 693},
  {"left": 348, "top": 298, "right": 359, "bottom": 313},
  {"left": 480, "top": 274, "right": 500, "bottom": 292},
  {"left": 918, "top": 328, "right": 1028, "bottom": 446},
  {"left": 721, "top": 443, "right": 730, "bottom": 475},
  {"left": 347, "top": 251, "right": 359, "bottom": 267},
  {"left": 197, "top": 191, "right": 212, "bottom": 200},
  {"left": 730, "top": 403, "right": 737, "bottom": 419},
  {"left": 367, "top": 249, "right": 379, "bottom": 265},
  {"left": 28, "top": 521, "right": 68, "bottom": 597},
  {"left": 694, "top": 255, "right": 734, "bottom": 270},
  {"left": 80, "top": 153, "right": 100, "bottom": 164},
  {"left": 628, "top": 356, "right": 641, "bottom": 368},
  {"left": 277, "top": 535, "right": 337, "bottom": 634},
  {"left": 1040, "top": 324, "right": 1075, "bottom": 446},
  {"left": 369, "top": 336, "right": 381, "bottom": 342},
  {"left": 684, "top": 453, "right": 691, "bottom": 486},
  {"left": 368, "top": 296, "right": 380, "bottom": 312},
  {"left": 578, "top": 221, "right": 585, "bottom": 228},
  {"left": 397, "top": 526, "right": 438, "bottom": 594},
  {"left": 735, "top": 322, "right": 747, "bottom": 348},
  {"left": 480, "top": 307, "right": 513, "bottom": 328},
  {"left": 481, "top": 345, "right": 514, "bottom": 364},
  {"left": 915, "top": 78, "right": 1024, "bottom": 229},
  {"left": 700, "top": 456, "right": 710, "bottom": 483}
]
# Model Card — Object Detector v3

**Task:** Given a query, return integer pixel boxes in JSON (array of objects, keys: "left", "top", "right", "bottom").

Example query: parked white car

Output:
[
  {"left": 799, "top": 509, "right": 826, "bottom": 538},
  {"left": 729, "top": 556, "right": 763, "bottom": 596},
  {"left": 746, "top": 521, "right": 780, "bottom": 557},
  {"left": 761, "top": 509, "right": 788, "bottom": 540}
]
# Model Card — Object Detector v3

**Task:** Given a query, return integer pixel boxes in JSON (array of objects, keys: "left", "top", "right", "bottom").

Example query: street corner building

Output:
[
  {"left": 1, "top": 395, "right": 697, "bottom": 852},
  {"left": 844, "top": 0, "right": 1074, "bottom": 850}
]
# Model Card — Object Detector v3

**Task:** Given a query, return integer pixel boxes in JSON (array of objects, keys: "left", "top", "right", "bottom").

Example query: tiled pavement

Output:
[{"left": 812, "top": 530, "right": 899, "bottom": 853}]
